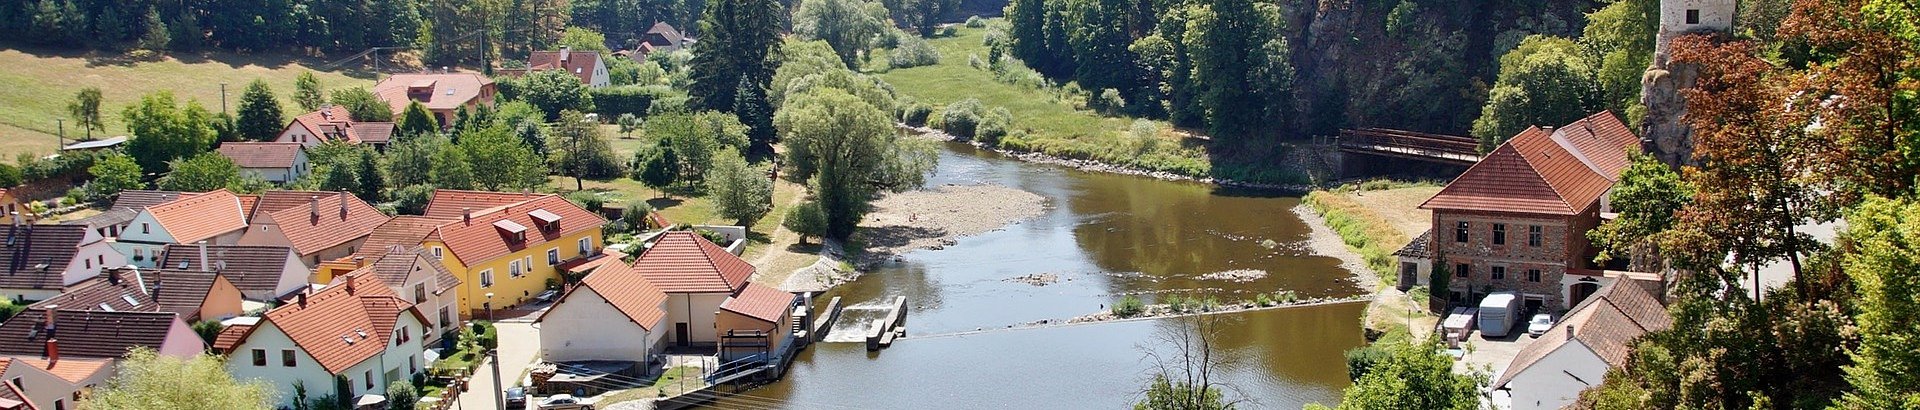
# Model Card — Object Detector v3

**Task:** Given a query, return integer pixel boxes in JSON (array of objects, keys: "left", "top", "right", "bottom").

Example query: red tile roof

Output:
[
  {"left": 347, "top": 216, "right": 453, "bottom": 262},
  {"left": 211, "top": 324, "right": 251, "bottom": 353},
  {"left": 284, "top": 106, "right": 395, "bottom": 145},
  {"left": 249, "top": 191, "right": 345, "bottom": 221},
  {"left": 719, "top": 282, "right": 794, "bottom": 324},
  {"left": 1421, "top": 112, "right": 1638, "bottom": 215},
  {"left": 373, "top": 73, "right": 496, "bottom": 112},
  {"left": 254, "top": 192, "right": 392, "bottom": 256},
  {"left": 144, "top": 189, "right": 248, "bottom": 244},
  {"left": 631, "top": 231, "right": 753, "bottom": 293},
  {"left": 527, "top": 50, "right": 603, "bottom": 85},
  {"left": 337, "top": 246, "right": 461, "bottom": 294},
  {"left": 247, "top": 274, "right": 425, "bottom": 374},
  {"left": 9, "top": 356, "right": 111, "bottom": 384},
  {"left": 427, "top": 193, "right": 604, "bottom": 264},
  {"left": 1493, "top": 279, "right": 1671, "bottom": 389},
  {"left": 422, "top": 190, "right": 544, "bottom": 220},
  {"left": 215, "top": 142, "right": 304, "bottom": 169},
  {"left": 539, "top": 260, "right": 668, "bottom": 330}
]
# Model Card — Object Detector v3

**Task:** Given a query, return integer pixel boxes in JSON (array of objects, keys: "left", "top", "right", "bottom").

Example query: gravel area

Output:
[{"left": 855, "top": 184, "right": 1048, "bottom": 266}]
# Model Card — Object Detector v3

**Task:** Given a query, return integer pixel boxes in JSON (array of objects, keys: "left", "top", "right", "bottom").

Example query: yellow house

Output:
[
  {"left": 417, "top": 190, "right": 606, "bottom": 316},
  {"left": 0, "top": 188, "right": 23, "bottom": 224}
]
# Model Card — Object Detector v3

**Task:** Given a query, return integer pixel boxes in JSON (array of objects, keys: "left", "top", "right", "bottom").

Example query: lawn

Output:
[
  {"left": 0, "top": 48, "right": 375, "bottom": 159},
  {"left": 600, "top": 366, "right": 703, "bottom": 405}
]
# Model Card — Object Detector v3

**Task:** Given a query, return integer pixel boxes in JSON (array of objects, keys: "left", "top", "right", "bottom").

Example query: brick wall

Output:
[{"left": 1430, "top": 208, "right": 1595, "bottom": 310}]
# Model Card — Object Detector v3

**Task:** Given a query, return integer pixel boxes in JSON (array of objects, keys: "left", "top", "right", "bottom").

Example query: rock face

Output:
[{"left": 1639, "top": 51, "right": 1700, "bottom": 167}]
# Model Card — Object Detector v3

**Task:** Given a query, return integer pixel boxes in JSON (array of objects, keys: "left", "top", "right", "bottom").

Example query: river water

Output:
[{"left": 734, "top": 143, "right": 1368, "bottom": 409}]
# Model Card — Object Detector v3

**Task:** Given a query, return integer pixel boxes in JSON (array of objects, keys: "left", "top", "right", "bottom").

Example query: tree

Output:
[
  {"left": 386, "top": 381, "right": 420, "bottom": 410},
  {"left": 557, "top": 27, "right": 611, "bottom": 53},
  {"left": 707, "top": 149, "right": 773, "bottom": 225},
  {"left": 86, "top": 153, "right": 146, "bottom": 202},
  {"left": 399, "top": 101, "right": 440, "bottom": 138},
  {"left": 430, "top": 142, "right": 477, "bottom": 190},
  {"left": 1580, "top": 0, "right": 1657, "bottom": 115},
  {"left": 356, "top": 149, "right": 386, "bottom": 201},
  {"left": 883, "top": 0, "right": 959, "bottom": 37},
  {"left": 791, "top": 0, "right": 888, "bottom": 68},
  {"left": 617, "top": 113, "right": 641, "bottom": 138},
  {"left": 687, "top": 0, "right": 784, "bottom": 112},
  {"left": 645, "top": 111, "right": 748, "bottom": 184},
  {"left": 0, "top": 163, "right": 18, "bottom": 189},
  {"left": 235, "top": 79, "right": 285, "bottom": 141},
  {"left": 461, "top": 125, "right": 550, "bottom": 191},
  {"left": 520, "top": 70, "right": 596, "bottom": 121},
  {"left": 1328, "top": 337, "right": 1481, "bottom": 410},
  {"left": 783, "top": 199, "right": 828, "bottom": 244},
  {"left": 330, "top": 87, "right": 395, "bottom": 122},
  {"left": 733, "top": 78, "right": 777, "bottom": 161},
  {"left": 384, "top": 136, "right": 443, "bottom": 187},
  {"left": 123, "top": 91, "right": 218, "bottom": 174},
  {"left": 67, "top": 87, "right": 104, "bottom": 140},
  {"left": 775, "top": 87, "right": 936, "bottom": 239},
  {"left": 1587, "top": 151, "right": 1691, "bottom": 265},
  {"left": 137, "top": 6, "right": 170, "bottom": 51},
  {"left": 158, "top": 153, "right": 240, "bottom": 192},
  {"left": 1835, "top": 197, "right": 1920, "bottom": 409},
  {"left": 293, "top": 71, "right": 325, "bottom": 112},
  {"left": 632, "top": 140, "right": 681, "bottom": 197},
  {"left": 1134, "top": 315, "right": 1238, "bottom": 410},
  {"left": 1182, "top": 0, "right": 1293, "bottom": 145},
  {"left": 84, "top": 348, "right": 272, "bottom": 409},
  {"left": 1470, "top": 36, "right": 1604, "bottom": 151},
  {"left": 548, "top": 110, "right": 620, "bottom": 190}
]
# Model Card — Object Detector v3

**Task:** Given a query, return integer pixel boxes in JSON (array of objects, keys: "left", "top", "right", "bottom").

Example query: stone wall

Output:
[{"left": 1431, "top": 209, "right": 1585, "bottom": 309}]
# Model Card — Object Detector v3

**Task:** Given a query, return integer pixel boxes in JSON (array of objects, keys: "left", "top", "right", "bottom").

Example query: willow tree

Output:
[{"left": 774, "top": 87, "right": 935, "bottom": 239}]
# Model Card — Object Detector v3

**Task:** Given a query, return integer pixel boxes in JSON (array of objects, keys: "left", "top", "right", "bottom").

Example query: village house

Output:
[
  {"left": 328, "top": 245, "right": 462, "bottom": 345},
  {"left": 635, "top": 22, "right": 693, "bottom": 58},
  {"left": 1411, "top": 111, "right": 1640, "bottom": 312},
  {"left": 113, "top": 189, "right": 249, "bottom": 268},
  {"left": 631, "top": 231, "right": 759, "bottom": 349},
  {"left": 372, "top": 72, "right": 498, "bottom": 127},
  {"left": 29, "top": 268, "right": 244, "bottom": 323},
  {"left": 217, "top": 273, "right": 430, "bottom": 409},
  {"left": 1493, "top": 278, "right": 1671, "bottom": 410},
  {"left": 238, "top": 191, "right": 392, "bottom": 267},
  {"left": 715, "top": 282, "right": 799, "bottom": 362},
  {"left": 158, "top": 244, "right": 309, "bottom": 302},
  {"left": 0, "top": 355, "right": 113, "bottom": 410},
  {"left": 510, "top": 47, "right": 610, "bottom": 88},
  {"left": 536, "top": 261, "right": 668, "bottom": 364},
  {"left": 0, "top": 224, "right": 127, "bottom": 302},
  {"left": 64, "top": 191, "right": 189, "bottom": 239},
  {"left": 312, "top": 216, "right": 453, "bottom": 283},
  {"left": 214, "top": 142, "right": 310, "bottom": 184},
  {"left": 0, "top": 308, "right": 206, "bottom": 360},
  {"left": 418, "top": 190, "right": 605, "bottom": 315},
  {"left": 0, "top": 189, "right": 21, "bottom": 226},
  {"left": 274, "top": 105, "right": 397, "bottom": 149}
]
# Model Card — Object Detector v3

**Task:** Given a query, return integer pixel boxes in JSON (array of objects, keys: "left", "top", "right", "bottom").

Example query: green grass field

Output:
[{"left": 0, "top": 48, "right": 375, "bottom": 159}]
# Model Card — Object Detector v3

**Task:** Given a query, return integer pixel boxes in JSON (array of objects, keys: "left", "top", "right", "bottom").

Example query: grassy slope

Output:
[{"left": 0, "top": 48, "right": 374, "bottom": 159}]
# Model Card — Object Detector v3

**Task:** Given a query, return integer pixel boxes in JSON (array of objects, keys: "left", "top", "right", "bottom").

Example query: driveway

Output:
[{"left": 456, "top": 306, "right": 547, "bottom": 409}]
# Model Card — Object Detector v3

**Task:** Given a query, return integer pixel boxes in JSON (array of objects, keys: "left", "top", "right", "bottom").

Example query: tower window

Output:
[{"left": 1686, "top": 9, "right": 1700, "bottom": 24}]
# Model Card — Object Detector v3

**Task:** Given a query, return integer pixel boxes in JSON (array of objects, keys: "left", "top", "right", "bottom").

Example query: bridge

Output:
[{"left": 1336, "top": 128, "right": 1482, "bottom": 166}]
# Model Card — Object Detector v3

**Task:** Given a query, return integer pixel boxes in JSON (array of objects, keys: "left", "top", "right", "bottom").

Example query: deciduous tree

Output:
[
  {"left": 67, "top": 87, "right": 104, "bottom": 140},
  {"left": 706, "top": 148, "right": 773, "bottom": 225},
  {"left": 1471, "top": 36, "right": 1604, "bottom": 151},
  {"left": 123, "top": 91, "right": 217, "bottom": 174},
  {"left": 774, "top": 87, "right": 935, "bottom": 239},
  {"left": 235, "top": 79, "right": 286, "bottom": 141},
  {"left": 792, "top": 0, "right": 888, "bottom": 69},
  {"left": 293, "top": 71, "right": 325, "bottom": 112},
  {"left": 157, "top": 153, "right": 241, "bottom": 192},
  {"left": 83, "top": 348, "right": 272, "bottom": 409},
  {"left": 330, "top": 87, "right": 394, "bottom": 122}
]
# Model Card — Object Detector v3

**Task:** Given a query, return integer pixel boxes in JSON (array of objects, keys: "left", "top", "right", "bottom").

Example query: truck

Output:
[{"left": 1477, "top": 292, "right": 1522, "bottom": 338}]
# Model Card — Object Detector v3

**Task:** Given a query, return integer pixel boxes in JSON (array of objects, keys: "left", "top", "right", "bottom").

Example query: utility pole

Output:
[
  {"left": 488, "top": 350, "right": 506, "bottom": 410},
  {"left": 220, "top": 82, "right": 229, "bottom": 115},
  {"left": 55, "top": 119, "right": 64, "bottom": 148}
]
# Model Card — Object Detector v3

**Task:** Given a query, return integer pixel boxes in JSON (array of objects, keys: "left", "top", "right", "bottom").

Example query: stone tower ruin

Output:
[{"left": 1641, "top": 0, "right": 1737, "bottom": 167}]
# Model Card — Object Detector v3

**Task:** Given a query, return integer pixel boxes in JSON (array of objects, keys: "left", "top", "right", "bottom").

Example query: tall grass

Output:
[{"left": 1304, "top": 190, "right": 1409, "bottom": 286}]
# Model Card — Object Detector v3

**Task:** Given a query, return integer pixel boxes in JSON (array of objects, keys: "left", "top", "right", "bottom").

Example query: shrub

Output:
[
  {"left": 1130, "top": 119, "right": 1160, "bottom": 155},
  {"left": 965, "top": 15, "right": 985, "bottom": 27},
  {"left": 564, "top": 191, "right": 605, "bottom": 212},
  {"left": 1112, "top": 295, "right": 1145, "bottom": 318},
  {"left": 901, "top": 102, "right": 934, "bottom": 126},
  {"left": 889, "top": 35, "right": 940, "bottom": 68},
  {"left": 1092, "top": 88, "right": 1125, "bottom": 113},
  {"left": 1254, "top": 293, "right": 1275, "bottom": 307},
  {"left": 589, "top": 85, "right": 680, "bottom": 118},
  {"left": 968, "top": 54, "right": 985, "bottom": 70},
  {"left": 939, "top": 98, "right": 986, "bottom": 139},
  {"left": 939, "top": 25, "right": 958, "bottom": 37},
  {"left": 977, "top": 107, "right": 1014, "bottom": 145},
  {"left": 783, "top": 200, "right": 829, "bottom": 244}
]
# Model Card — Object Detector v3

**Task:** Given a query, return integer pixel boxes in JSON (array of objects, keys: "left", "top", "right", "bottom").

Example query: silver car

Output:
[
  {"left": 538, "top": 394, "right": 594, "bottom": 410},
  {"left": 1527, "top": 313, "right": 1555, "bottom": 337}
]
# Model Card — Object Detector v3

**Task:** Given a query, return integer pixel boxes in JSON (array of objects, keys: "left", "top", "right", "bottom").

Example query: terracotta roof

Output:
[
  {"left": 0, "top": 309, "right": 188, "bottom": 359},
  {"left": 64, "top": 190, "right": 188, "bottom": 230},
  {"left": 355, "top": 123, "right": 396, "bottom": 144},
  {"left": 249, "top": 190, "right": 347, "bottom": 221},
  {"left": 1493, "top": 279, "right": 1671, "bottom": 389},
  {"left": 1421, "top": 112, "right": 1638, "bottom": 215},
  {"left": 422, "top": 190, "right": 544, "bottom": 220},
  {"left": 342, "top": 246, "right": 460, "bottom": 294},
  {"left": 373, "top": 73, "right": 495, "bottom": 112},
  {"left": 347, "top": 216, "right": 451, "bottom": 262},
  {"left": 557, "top": 248, "right": 627, "bottom": 274},
  {"left": 0, "top": 224, "right": 91, "bottom": 289},
  {"left": 249, "top": 274, "right": 425, "bottom": 374},
  {"left": 427, "top": 193, "right": 604, "bottom": 265},
  {"left": 631, "top": 231, "right": 753, "bottom": 293},
  {"left": 158, "top": 244, "right": 296, "bottom": 297},
  {"left": 253, "top": 191, "right": 391, "bottom": 256},
  {"left": 144, "top": 189, "right": 248, "bottom": 244},
  {"left": 215, "top": 142, "right": 304, "bottom": 169},
  {"left": 539, "top": 260, "right": 668, "bottom": 330},
  {"left": 527, "top": 50, "right": 603, "bottom": 85},
  {"left": 284, "top": 106, "right": 395, "bottom": 145},
  {"left": 719, "top": 282, "right": 794, "bottom": 324},
  {"left": 212, "top": 324, "right": 251, "bottom": 353},
  {"left": 9, "top": 356, "right": 111, "bottom": 384}
]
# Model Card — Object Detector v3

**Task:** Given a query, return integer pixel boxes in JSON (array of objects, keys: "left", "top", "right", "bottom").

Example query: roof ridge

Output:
[{"left": 1508, "top": 132, "right": 1581, "bottom": 214}]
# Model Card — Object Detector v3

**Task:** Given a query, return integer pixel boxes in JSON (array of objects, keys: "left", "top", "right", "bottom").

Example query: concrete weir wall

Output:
[{"left": 866, "top": 296, "right": 908, "bottom": 351}]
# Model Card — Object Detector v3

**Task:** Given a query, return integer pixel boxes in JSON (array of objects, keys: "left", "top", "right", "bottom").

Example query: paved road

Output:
[{"left": 456, "top": 308, "right": 545, "bottom": 410}]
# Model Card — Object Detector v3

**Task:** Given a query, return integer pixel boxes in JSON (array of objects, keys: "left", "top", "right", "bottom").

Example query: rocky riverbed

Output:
[{"left": 854, "top": 183, "right": 1049, "bottom": 268}]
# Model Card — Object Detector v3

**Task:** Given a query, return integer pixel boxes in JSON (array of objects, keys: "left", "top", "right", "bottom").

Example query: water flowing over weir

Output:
[{"left": 733, "top": 143, "right": 1370, "bottom": 409}]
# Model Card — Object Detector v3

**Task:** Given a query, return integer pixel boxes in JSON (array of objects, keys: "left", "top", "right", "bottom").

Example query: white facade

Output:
[
  {"left": 115, "top": 212, "right": 245, "bottom": 269},
  {"left": 236, "top": 150, "right": 310, "bottom": 184},
  {"left": 539, "top": 286, "right": 668, "bottom": 363},
  {"left": 1656, "top": 0, "right": 1737, "bottom": 54},
  {"left": 663, "top": 293, "right": 729, "bottom": 346},
  {"left": 226, "top": 314, "right": 429, "bottom": 409},
  {"left": 1501, "top": 340, "right": 1610, "bottom": 410},
  {"left": 274, "top": 124, "right": 325, "bottom": 149},
  {"left": 2, "top": 228, "right": 127, "bottom": 302},
  {"left": 391, "top": 255, "right": 462, "bottom": 344},
  {"left": 586, "top": 57, "right": 610, "bottom": 88}
]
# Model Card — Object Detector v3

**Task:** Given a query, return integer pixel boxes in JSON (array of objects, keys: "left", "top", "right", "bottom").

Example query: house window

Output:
[
  {"left": 578, "top": 237, "right": 592, "bottom": 254},
  {"left": 141, "top": 223, "right": 149, "bottom": 234},
  {"left": 281, "top": 349, "right": 296, "bottom": 367},
  {"left": 10, "top": 377, "right": 20, "bottom": 391},
  {"left": 1455, "top": 221, "right": 1470, "bottom": 243},
  {"left": 440, "top": 306, "right": 452, "bottom": 329},
  {"left": 547, "top": 249, "right": 560, "bottom": 265},
  {"left": 1491, "top": 266, "right": 1506, "bottom": 280},
  {"left": 410, "top": 356, "right": 419, "bottom": 374},
  {"left": 1527, "top": 269, "right": 1542, "bottom": 282},
  {"left": 524, "top": 256, "right": 533, "bottom": 274},
  {"left": 414, "top": 283, "right": 427, "bottom": 303},
  {"left": 52, "top": 399, "right": 61, "bottom": 410},
  {"left": 1686, "top": 9, "right": 1700, "bottom": 24},
  {"left": 509, "top": 260, "right": 523, "bottom": 277},
  {"left": 1492, "top": 224, "right": 1506, "bottom": 245},
  {"left": 1529, "top": 226, "right": 1543, "bottom": 247},
  {"left": 1455, "top": 263, "right": 1469, "bottom": 278},
  {"left": 431, "top": 247, "right": 444, "bottom": 259},
  {"left": 85, "top": 259, "right": 91, "bottom": 269},
  {"left": 480, "top": 269, "right": 494, "bottom": 287},
  {"left": 251, "top": 349, "right": 266, "bottom": 366},
  {"left": 365, "top": 370, "right": 374, "bottom": 390}
]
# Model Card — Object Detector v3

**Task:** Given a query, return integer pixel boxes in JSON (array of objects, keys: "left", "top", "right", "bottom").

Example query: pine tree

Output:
[
  {"left": 356, "top": 150, "right": 385, "bottom": 201},
  {"left": 687, "top": 0, "right": 784, "bottom": 111},
  {"left": 399, "top": 101, "right": 439, "bottom": 138},
  {"left": 137, "top": 6, "right": 169, "bottom": 51},
  {"left": 733, "top": 78, "right": 776, "bottom": 162},
  {"left": 293, "top": 72, "right": 324, "bottom": 112},
  {"left": 235, "top": 79, "right": 285, "bottom": 141}
]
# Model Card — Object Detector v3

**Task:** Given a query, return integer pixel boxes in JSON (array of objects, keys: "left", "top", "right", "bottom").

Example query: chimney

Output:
[
  {"left": 353, "top": 256, "right": 366, "bottom": 268},
  {"left": 345, "top": 277, "right": 356, "bottom": 295},
  {"left": 1566, "top": 324, "right": 1575, "bottom": 338},
  {"left": 198, "top": 241, "right": 211, "bottom": 273},
  {"left": 463, "top": 208, "right": 472, "bottom": 225},
  {"left": 310, "top": 196, "right": 320, "bottom": 219},
  {"left": 107, "top": 269, "right": 120, "bottom": 285},
  {"left": 339, "top": 191, "right": 350, "bottom": 219},
  {"left": 296, "top": 292, "right": 307, "bottom": 307},
  {"left": 42, "top": 309, "right": 56, "bottom": 339},
  {"left": 44, "top": 338, "right": 57, "bottom": 365},
  {"left": 560, "top": 46, "right": 571, "bottom": 64}
]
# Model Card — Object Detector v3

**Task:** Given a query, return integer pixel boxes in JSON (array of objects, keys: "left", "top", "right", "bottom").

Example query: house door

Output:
[
  {"left": 675, "top": 322, "right": 690, "bottom": 346},
  {"left": 1398, "top": 262, "right": 1419, "bottom": 290},
  {"left": 1569, "top": 282, "right": 1601, "bottom": 308}
]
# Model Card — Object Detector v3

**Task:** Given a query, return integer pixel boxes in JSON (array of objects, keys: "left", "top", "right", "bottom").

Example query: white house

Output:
[
  {"left": 333, "top": 246, "right": 463, "bottom": 345},
  {"left": 537, "top": 261, "right": 669, "bottom": 363},
  {"left": 1492, "top": 279, "right": 1671, "bottom": 410},
  {"left": 215, "top": 142, "right": 310, "bottom": 183},
  {"left": 0, "top": 355, "right": 113, "bottom": 410},
  {"left": 632, "top": 231, "right": 756, "bottom": 348},
  {"left": 275, "top": 106, "right": 398, "bottom": 149},
  {"left": 219, "top": 273, "right": 430, "bottom": 409},
  {"left": 0, "top": 223, "right": 127, "bottom": 302},
  {"left": 114, "top": 189, "right": 249, "bottom": 268},
  {"left": 523, "top": 48, "right": 611, "bottom": 88}
]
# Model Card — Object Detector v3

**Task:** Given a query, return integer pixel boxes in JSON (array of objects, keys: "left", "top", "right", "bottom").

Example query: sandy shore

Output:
[
  {"left": 1293, "top": 204, "right": 1379, "bottom": 292},
  {"left": 855, "top": 184, "right": 1049, "bottom": 267}
]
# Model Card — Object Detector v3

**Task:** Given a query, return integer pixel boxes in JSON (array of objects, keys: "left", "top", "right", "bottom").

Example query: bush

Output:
[
  {"left": 564, "top": 191, "right": 605, "bottom": 212},
  {"left": 968, "top": 54, "right": 985, "bottom": 70},
  {"left": 589, "top": 85, "right": 680, "bottom": 118},
  {"left": 939, "top": 98, "right": 986, "bottom": 139},
  {"left": 939, "top": 25, "right": 958, "bottom": 37},
  {"left": 900, "top": 102, "right": 933, "bottom": 126},
  {"left": 889, "top": 35, "right": 941, "bottom": 68},
  {"left": 621, "top": 204, "right": 654, "bottom": 230},
  {"left": 1130, "top": 119, "right": 1160, "bottom": 155},
  {"left": 1113, "top": 295, "right": 1145, "bottom": 317},
  {"left": 977, "top": 107, "right": 1013, "bottom": 145},
  {"left": 783, "top": 200, "right": 829, "bottom": 244},
  {"left": 965, "top": 15, "right": 985, "bottom": 27},
  {"left": 1092, "top": 88, "right": 1125, "bottom": 113}
]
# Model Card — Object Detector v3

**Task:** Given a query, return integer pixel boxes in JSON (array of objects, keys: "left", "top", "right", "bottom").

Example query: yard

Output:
[
  {"left": 597, "top": 366, "right": 704, "bottom": 406},
  {"left": 0, "top": 48, "right": 373, "bottom": 159}
]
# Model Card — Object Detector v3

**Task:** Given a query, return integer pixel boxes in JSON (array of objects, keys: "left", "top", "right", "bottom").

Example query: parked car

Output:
[
  {"left": 538, "top": 394, "right": 594, "bottom": 410},
  {"left": 1527, "top": 313, "right": 1555, "bottom": 337},
  {"left": 505, "top": 387, "right": 527, "bottom": 409}
]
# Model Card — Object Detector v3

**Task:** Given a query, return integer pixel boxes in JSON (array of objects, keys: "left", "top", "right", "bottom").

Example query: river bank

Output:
[
  {"left": 1301, "top": 184, "right": 1444, "bottom": 337},
  {"left": 899, "top": 124, "right": 1317, "bottom": 191},
  {"left": 775, "top": 183, "right": 1049, "bottom": 291}
]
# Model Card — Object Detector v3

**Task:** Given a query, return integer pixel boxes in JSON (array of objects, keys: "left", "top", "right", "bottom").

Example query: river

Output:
[{"left": 733, "top": 143, "right": 1368, "bottom": 409}]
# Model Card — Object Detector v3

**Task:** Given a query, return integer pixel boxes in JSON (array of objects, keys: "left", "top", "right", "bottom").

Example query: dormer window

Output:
[
  {"left": 493, "top": 220, "right": 529, "bottom": 242},
  {"left": 530, "top": 209, "right": 563, "bottom": 232}
]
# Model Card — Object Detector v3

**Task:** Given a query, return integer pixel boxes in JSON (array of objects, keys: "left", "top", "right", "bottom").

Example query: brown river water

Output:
[{"left": 726, "top": 143, "right": 1368, "bottom": 409}]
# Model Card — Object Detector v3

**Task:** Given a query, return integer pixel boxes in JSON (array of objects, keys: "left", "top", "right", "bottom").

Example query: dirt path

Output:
[{"left": 747, "top": 181, "right": 822, "bottom": 289}]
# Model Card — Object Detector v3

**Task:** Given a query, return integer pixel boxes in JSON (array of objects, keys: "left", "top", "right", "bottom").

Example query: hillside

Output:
[{"left": 0, "top": 49, "right": 374, "bottom": 159}]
